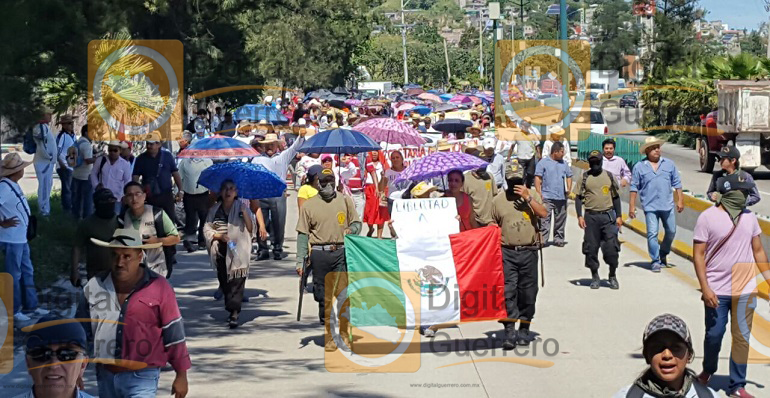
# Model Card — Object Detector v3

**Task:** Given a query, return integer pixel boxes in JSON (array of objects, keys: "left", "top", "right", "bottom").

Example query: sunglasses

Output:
[{"left": 27, "top": 347, "right": 83, "bottom": 363}]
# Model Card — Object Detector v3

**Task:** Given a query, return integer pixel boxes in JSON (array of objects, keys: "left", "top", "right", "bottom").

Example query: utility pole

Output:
[
  {"left": 401, "top": 0, "right": 409, "bottom": 85},
  {"left": 559, "top": 0, "right": 570, "bottom": 146},
  {"left": 479, "top": 10, "right": 484, "bottom": 80},
  {"left": 766, "top": 17, "right": 770, "bottom": 58},
  {"left": 443, "top": 38, "right": 451, "bottom": 83}
]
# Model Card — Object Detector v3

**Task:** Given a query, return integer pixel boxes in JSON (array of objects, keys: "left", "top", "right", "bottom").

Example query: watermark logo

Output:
[
  {"left": 88, "top": 40, "right": 183, "bottom": 142},
  {"left": 325, "top": 271, "right": 421, "bottom": 373},
  {"left": 734, "top": 264, "right": 770, "bottom": 365},
  {"left": 0, "top": 273, "right": 12, "bottom": 374}
]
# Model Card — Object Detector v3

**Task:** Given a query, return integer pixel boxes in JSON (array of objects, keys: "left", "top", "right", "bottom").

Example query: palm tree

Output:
[{"left": 701, "top": 53, "right": 762, "bottom": 80}]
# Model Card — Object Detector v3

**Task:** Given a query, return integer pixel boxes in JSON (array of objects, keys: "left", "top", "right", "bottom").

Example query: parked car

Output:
[
  {"left": 619, "top": 94, "right": 639, "bottom": 108},
  {"left": 570, "top": 108, "right": 609, "bottom": 135}
]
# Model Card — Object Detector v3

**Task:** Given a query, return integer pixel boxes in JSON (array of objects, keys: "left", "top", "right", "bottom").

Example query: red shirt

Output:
[{"left": 348, "top": 156, "right": 363, "bottom": 190}]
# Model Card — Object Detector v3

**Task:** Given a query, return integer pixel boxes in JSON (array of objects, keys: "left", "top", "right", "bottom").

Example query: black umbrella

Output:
[
  {"left": 433, "top": 119, "right": 473, "bottom": 133},
  {"left": 328, "top": 99, "right": 347, "bottom": 109},
  {"left": 305, "top": 89, "right": 332, "bottom": 100},
  {"left": 332, "top": 86, "right": 350, "bottom": 95}
]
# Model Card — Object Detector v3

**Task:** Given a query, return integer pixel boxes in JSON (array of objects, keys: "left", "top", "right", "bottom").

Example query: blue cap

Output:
[
  {"left": 24, "top": 315, "right": 87, "bottom": 350},
  {"left": 307, "top": 165, "right": 323, "bottom": 179}
]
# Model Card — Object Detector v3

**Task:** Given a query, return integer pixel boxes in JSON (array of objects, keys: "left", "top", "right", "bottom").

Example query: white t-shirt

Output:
[
  {"left": 73, "top": 138, "right": 94, "bottom": 180},
  {"left": 384, "top": 168, "right": 409, "bottom": 195},
  {"left": 0, "top": 178, "right": 30, "bottom": 244}
]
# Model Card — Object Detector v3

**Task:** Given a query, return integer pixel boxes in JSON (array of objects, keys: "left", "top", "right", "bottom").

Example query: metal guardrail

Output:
[{"left": 576, "top": 130, "right": 643, "bottom": 169}]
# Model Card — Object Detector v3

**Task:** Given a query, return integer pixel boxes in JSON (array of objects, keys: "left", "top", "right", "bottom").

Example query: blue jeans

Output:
[
  {"left": 97, "top": 366, "right": 160, "bottom": 398},
  {"left": 643, "top": 209, "right": 676, "bottom": 265},
  {"left": 57, "top": 167, "right": 73, "bottom": 212},
  {"left": 703, "top": 296, "right": 755, "bottom": 393},
  {"left": 71, "top": 178, "right": 94, "bottom": 219},
  {"left": 1, "top": 242, "right": 39, "bottom": 314}
]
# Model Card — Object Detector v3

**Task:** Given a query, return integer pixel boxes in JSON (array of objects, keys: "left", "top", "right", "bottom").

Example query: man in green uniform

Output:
[
  {"left": 296, "top": 169, "right": 362, "bottom": 351},
  {"left": 491, "top": 162, "right": 547, "bottom": 350},
  {"left": 576, "top": 150, "right": 623, "bottom": 290},
  {"left": 463, "top": 166, "right": 498, "bottom": 226}
]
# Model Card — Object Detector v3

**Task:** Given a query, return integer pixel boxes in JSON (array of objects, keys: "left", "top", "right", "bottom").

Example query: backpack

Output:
[
  {"left": 23, "top": 126, "right": 38, "bottom": 155},
  {"left": 118, "top": 206, "right": 175, "bottom": 275}
]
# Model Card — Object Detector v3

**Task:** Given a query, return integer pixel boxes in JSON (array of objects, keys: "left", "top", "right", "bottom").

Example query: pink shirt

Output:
[{"left": 693, "top": 207, "right": 761, "bottom": 296}]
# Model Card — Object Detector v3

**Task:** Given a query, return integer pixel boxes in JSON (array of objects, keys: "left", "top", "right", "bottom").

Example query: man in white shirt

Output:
[
  {"left": 211, "top": 106, "right": 223, "bottom": 131},
  {"left": 178, "top": 156, "right": 213, "bottom": 252},
  {"left": 55, "top": 114, "right": 77, "bottom": 214},
  {"left": 513, "top": 116, "right": 541, "bottom": 188},
  {"left": 90, "top": 141, "right": 132, "bottom": 212},
  {"left": 33, "top": 111, "right": 57, "bottom": 217},
  {"left": 71, "top": 125, "right": 96, "bottom": 220},
  {"left": 0, "top": 153, "right": 50, "bottom": 323},
  {"left": 482, "top": 137, "right": 507, "bottom": 189}
]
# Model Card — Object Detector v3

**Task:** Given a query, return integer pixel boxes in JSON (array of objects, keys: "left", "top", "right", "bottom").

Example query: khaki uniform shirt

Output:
[
  {"left": 297, "top": 194, "right": 360, "bottom": 245},
  {"left": 491, "top": 190, "right": 543, "bottom": 247},
  {"left": 463, "top": 172, "right": 498, "bottom": 225},
  {"left": 578, "top": 171, "right": 618, "bottom": 212}
]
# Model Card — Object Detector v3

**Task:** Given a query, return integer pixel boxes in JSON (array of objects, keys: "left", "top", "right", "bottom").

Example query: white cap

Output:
[
  {"left": 264, "top": 95, "right": 273, "bottom": 103},
  {"left": 297, "top": 118, "right": 307, "bottom": 126},
  {"left": 483, "top": 137, "right": 496, "bottom": 150}
]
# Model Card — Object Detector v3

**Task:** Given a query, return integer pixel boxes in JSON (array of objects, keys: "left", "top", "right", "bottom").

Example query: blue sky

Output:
[{"left": 698, "top": 0, "right": 767, "bottom": 30}]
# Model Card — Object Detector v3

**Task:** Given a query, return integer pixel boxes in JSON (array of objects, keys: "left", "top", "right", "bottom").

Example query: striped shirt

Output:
[{"left": 77, "top": 268, "right": 191, "bottom": 371}]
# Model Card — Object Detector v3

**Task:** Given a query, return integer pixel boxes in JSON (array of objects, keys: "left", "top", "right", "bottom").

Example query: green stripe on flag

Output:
[{"left": 344, "top": 235, "right": 407, "bottom": 328}]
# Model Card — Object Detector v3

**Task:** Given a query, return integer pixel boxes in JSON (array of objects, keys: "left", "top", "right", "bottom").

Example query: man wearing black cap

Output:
[
  {"left": 575, "top": 150, "right": 622, "bottom": 290},
  {"left": 693, "top": 166, "right": 770, "bottom": 398},
  {"left": 706, "top": 146, "right": 760, "bottom": 206},
  {"left": 71, "top": 188, "right": 120, "bottom": 286},
  {"left": 296, "top": 169, "right": 361, "bottom": 351},
  {"left": 490, "top": 162, "right": 547, "bottom": 350},
  {"left": 15, "top": 315, "right": 94, "bottom": 398}
]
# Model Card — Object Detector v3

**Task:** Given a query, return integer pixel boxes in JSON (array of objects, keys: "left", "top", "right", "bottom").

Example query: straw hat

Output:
[
  {"left": 237, "top": 120, "right": 253, "bottom": 132},
  {"left": 436, "top": 139, "right": 452, "bottom": 152},
  {"left": 107, "top": 140, "right": 129, "bottom": 149},
  {"left": 57, "top": 114, "right": 77, "bottom": 124},
  {"left": 639, "top": 136, "right": 665, "bottom": 154},
  {"left": 259, "top": 133, "right": 279, "bottom": 144},
  {"left": 145, "top": 131, "right": 162, "bottom": 143},
  {"left": 257, "top": 119, "right": 272, "bottom": 127},
  {"left": 91, "top": 228, "right": 162, "bottom": 250},
  {"left": 0, "top": 152, "right": 32, "bottom": 177},
  {"left": 411, "top": 182, "right": 438, "bottom": 198},
  {"left": 463, "top": 140, "right": 479, "bottom": 152},
  {"left": 466, "top": 123, "right": 482, "bottom": 134}
]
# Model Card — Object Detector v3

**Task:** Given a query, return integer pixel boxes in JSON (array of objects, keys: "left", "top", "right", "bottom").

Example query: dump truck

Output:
[{"left": 697, "top": 80, "right": 770, "bottom": 173}]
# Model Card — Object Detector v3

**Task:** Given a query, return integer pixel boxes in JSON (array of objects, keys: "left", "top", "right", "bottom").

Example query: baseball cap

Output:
[
  {"left": 483, "top": 137, "right": 496, "bottom": 150},
  {"left": 588, "top": 150, "right": 602, "bottom": 160},
  {"left": 716, "top": 171, "right": 756, "bottom": 194},
  {"left": 642, "top": 313, "right": 692, "bottom": 350},
  {"left": 505, "top": 161, "right": 524, "bottom": 181},
  {"left": 24, "top": 315, "right": 87, "bottom": 351},
  {"left": 307, "top": 165, "right": 323, "bottom": 180},
  {"left": 717, "top": 145, "right": 740, "bottom": 160}
]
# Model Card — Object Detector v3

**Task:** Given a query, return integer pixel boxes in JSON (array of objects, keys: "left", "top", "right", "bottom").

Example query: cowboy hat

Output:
[
  {"left": 264, "top": 95, "right": 273, "bottom": 103},
  {"left": 296, "top": 118, "right": 307, "bottom": 127},
  {"left": 237, "top": 120, "right": 253, "bottom": 131},
  {"left": 91, "top": 228, "right": 162, "bottom": 250},
  {"left": 466, "top": 123, "right": 482, "bottom": 134},
  {"left": 259, "top": 133, "right": 279, "bottom": 144},
  {"left": 639, "top": 136, "right": 666, "bottom": 154},
  {"left": 411, "top": 182, "right": 438, "bottom": 198},
  {"left": 0, "top": 153, "right": 32, "bottom": 177},
  {"left": 57, "top": 115, "right": 77, "bottom": 124},
  {"left": 548, "top": 125, "right": 566, "bottom": 137},
  {"left": 469, "top": 110, "right": 480, "bottom": 116},
  {"left": 257, "top": 119, "right": 272, "bottom": 126},
  {"left": 463, "top": 140, "right": 479, "bottom": 151},
  {"left": 107, "top": 140, "right": 129, "bottom": 149},
  {"left": 144, "top": 131, "right": 162, "bottom": 143},
  {"left": 436, "top": 139, "right": 452, "bottom": 152}
]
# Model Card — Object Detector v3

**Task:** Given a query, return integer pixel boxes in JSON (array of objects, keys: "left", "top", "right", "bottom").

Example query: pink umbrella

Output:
[
  {"left": 355, "top": 118, "right": 426, "bottom": 147},
  {"left": 395, "top": 102, "right": 416, "bottom": 112},
  {"left": 449, "top": 95, "right": 473, "bottom": 104},
  {"left": 468, "top": 96, "right": 483, "bottom": 105},
  {"left": 418, "top": 92, "right": 442, "bottom": 102}
]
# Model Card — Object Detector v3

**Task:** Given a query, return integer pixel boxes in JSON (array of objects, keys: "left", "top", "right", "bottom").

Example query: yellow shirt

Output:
[{"left": 297, "top": 185, "right": 318, "bottom": 200}]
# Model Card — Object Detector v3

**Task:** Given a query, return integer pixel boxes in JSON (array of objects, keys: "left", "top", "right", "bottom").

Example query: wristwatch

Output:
[{"left": 526, "top": 196, "right": 533, "bottom": 204}]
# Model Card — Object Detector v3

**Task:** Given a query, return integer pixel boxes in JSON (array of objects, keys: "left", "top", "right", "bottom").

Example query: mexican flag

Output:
[{"left": 343, "top": 226, "right": 507, "bottom": 328}]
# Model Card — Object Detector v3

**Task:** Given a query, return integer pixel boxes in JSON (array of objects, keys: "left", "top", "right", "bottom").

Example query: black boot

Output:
[
  {"left": 589, "top": 274, "right": 600, "bottom": 289},
  {"left": 516, "top": 328, "right": 531, "bottom": 346},
  {"left": 501, "top": 323, "right": 517, "bottom": 351},
  {"left": 228, "top": 311, "right": 239, "bottom": 329}
]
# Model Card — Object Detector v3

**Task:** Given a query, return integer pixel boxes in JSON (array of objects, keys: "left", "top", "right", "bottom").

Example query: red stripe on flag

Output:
[{"left": 449, "top": 226, "right": 507, "bottom": 322}]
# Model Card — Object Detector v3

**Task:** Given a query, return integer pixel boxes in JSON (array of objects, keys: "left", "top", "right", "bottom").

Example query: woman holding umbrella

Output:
[{"left": 204, "top": 180, "right": 254, "bottom": 329}]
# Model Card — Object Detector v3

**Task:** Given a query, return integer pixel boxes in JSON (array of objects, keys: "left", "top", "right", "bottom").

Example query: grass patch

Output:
[{"left": 0, "top": 191, "right": 77, "bottom": 288}]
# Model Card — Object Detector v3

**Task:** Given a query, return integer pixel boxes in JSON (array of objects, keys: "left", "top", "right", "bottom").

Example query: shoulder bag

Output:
[{"left": 1, "top": 180, "right": 37, "bottom": 240}]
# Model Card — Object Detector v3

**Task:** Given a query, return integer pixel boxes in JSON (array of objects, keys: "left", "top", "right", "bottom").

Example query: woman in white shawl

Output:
[{"left": 204, "top": 180, "right": 254, "bottom": 328}]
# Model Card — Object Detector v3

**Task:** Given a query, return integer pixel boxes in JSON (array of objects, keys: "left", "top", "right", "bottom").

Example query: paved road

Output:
[
  {"left": 602, "top": 106, "right": 770, "bottom": 217},
  {"left": 3, "top": 188, "right": 770, "bottom": 397}
]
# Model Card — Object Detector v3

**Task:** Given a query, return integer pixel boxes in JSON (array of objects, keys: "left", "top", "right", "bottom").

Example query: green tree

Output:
[
  {"left": 590, "top": 0, "right": 639, "bottom": 72},
  {"left": 740, "top": 31, "right": 767, "bottom": 57}
]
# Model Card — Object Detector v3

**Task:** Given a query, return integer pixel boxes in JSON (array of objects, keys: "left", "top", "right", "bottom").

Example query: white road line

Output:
[{"left": 760, "top": 191, "right": 770, "bottom": 196}]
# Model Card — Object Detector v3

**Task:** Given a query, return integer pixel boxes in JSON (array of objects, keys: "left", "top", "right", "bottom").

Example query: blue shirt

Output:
[
  {"left": 132, "top": 150, "right": 178, "bottom": 193},
  {"left": 630, "top": 157, "right": 682, "bottom": 212},
  {"left": 535, "top": 157, "right": 572, "bottom": 200}
]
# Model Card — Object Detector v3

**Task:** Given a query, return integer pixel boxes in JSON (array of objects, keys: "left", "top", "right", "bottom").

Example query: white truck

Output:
[
  {"left": 357, "top": 81, "right": 393, "bottom": 97},
  {"left": 588, "top": 70, "right": 619, "bottom": 96},
  {"left": 700, "top": 80, "right": 770, "bottom": 174}
]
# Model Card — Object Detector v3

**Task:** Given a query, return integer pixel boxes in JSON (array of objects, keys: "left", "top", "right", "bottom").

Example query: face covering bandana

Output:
[
  {"left": 95, "top": 202, "right": 116, "bottom": 219},
  {"left": 588, "top": 158, "right": 603, "bottom": 176},
  {"left": 318, "top": 182, "right": 336, "bottom": 201},
  {"left": 716, "top": 190, "right": 747, "bottom": 223}
]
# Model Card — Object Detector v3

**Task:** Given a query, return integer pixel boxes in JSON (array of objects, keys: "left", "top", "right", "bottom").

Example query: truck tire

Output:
[{"left": 698, "top": 138, "right": 715, "bottom": 173}]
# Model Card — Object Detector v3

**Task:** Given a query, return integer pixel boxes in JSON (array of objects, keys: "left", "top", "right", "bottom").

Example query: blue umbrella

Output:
[
  {"left": 299, "top": 128, "right": 380, "bottom": 154},
  {"left": 198, "top": 162, "right": 286, "bottom": 199},
  {"left": 233, "top": 104, "right": 289, "bottom": 125},
  {"left": 439, "top": 93, "right": 454, "bottom": 101},
  {"left": 411, "top": 105, "right": 432, "bottom": 116}
]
